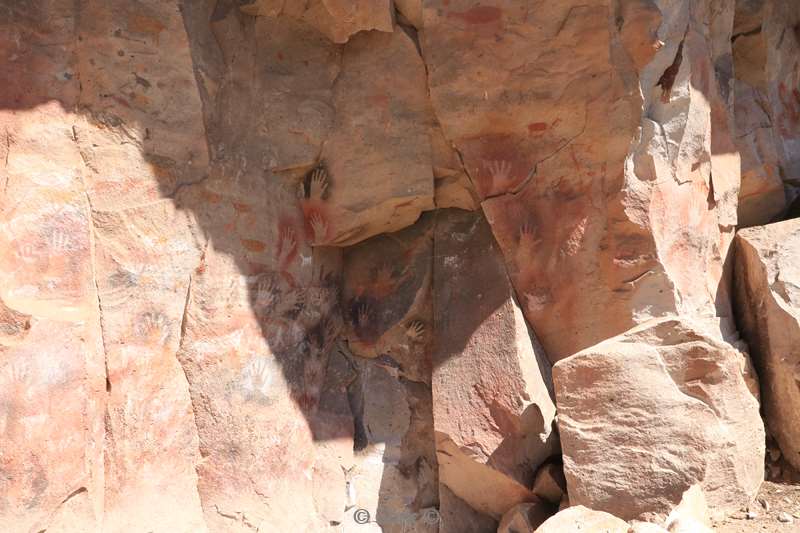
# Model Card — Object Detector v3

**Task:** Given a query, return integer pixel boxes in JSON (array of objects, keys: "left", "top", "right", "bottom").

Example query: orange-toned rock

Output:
[
  {"left": 553, "top": 318, "right": 764, "bottom": 521},
  {"left": 320, "top": 29, "right": 435, "bottom": 245},
  {"left": 735, "top": 219, "right": 800, "bottom": 471},
  {"left": 241, "top": 0, "right": 395, "bottom": 43},
  {"left": 422, "top": 0, "right": 741, "bottom": 360},
  {"left": 532, "top": 462, "right": 567, "bottom": 504},
  {"left": 432, "top": 209, "right": 557, "bottom": 519}
]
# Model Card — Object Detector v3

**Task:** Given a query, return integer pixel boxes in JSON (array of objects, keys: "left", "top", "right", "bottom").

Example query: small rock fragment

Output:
[{"left": 497, "top": 500, "right": 555, "bottom": 533}]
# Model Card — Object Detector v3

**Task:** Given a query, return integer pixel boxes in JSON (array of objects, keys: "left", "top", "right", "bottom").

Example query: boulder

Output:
[
  {"left": 534, "top": 506, "right": 629, "bottom": 533},
  {"left": 497, "top": 501, "right": 556, "bottom": 533},
  {"left": 432, "top": 209, "right": 557, "bottom": 519},
  {"left": 553, "top": 317, "right": 764, "bottom": 521},
  {"left": 735, "top": 218, "right": 800, "bottom": 470}
]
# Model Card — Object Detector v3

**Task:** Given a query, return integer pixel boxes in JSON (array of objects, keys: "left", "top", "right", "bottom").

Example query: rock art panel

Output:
[
  {"left": 735, "top": 218, "right": 800, "bottom": 471},
  {"left": 554, "top": 317, "right": 764, "bottom": 521},
  {"left": 240, "top": 0, "right": 395, "bottom": 43},
  {"left": 422, "top": 0, "right": 742, "bottom": 360},
  {"left": 432, "top": 209, "right": 557, "bottom": 519},
  {"left": 341, "top": 213, "right": 433, "bottom": 380},
  {"left": 91, "top": 203, "right": 206, "bottom": 531},
  {"left": 321, "top": 29, "right": 435, "bottom": 245},
  {"left": 0, "top": 101, "right": 104, "bottom": 530},
  {"left": 0, "top": 7, "right": 106, "bottom": 525}
]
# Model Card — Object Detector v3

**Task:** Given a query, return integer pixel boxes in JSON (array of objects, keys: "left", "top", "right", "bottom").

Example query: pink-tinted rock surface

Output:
[
  {"left": 554, "top": 318, "right": 764, "bottom": 521},
  {"left": 432, "top": 209, "right": 557, "bottom": 520},
  {"left": 1, "top": 0, "right": 797, "bottom": 530}
]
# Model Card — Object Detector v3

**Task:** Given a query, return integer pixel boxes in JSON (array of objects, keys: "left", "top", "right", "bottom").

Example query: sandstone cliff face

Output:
[{"left": 0, "top": 0, "right": 797, "bottom": 532}]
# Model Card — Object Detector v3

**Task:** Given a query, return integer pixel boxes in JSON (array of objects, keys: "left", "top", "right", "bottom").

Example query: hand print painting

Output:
[{"left": 2, "top": 0, "right": 797, "bottom": 531}]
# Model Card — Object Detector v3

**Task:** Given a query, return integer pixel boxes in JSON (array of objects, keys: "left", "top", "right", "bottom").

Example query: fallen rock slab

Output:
[
  {"left": 735, "top": 218, "right": 800, "bottom": 470},
  {"left": 553, "top": 317, "right": 764, "bottom": 521}
]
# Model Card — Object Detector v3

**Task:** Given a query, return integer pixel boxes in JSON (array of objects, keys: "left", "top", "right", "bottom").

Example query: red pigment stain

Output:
[
  {"left": 570, "top": 145, "right": 581, "bottom": 170},
  {"left": 112, "top": 96, "right": 131, "bottom": 108},
  {"left": 448, "top": 6, "right": 502, "bottom": 24},
  {"left": 527, "top": 122, "right": 548, "bottom": 134},
  {"left": 202, "top": 191, "right": 222, "bottom": 204},
  {"left": 370, "top": 92, "right": 390, "bottom": 107},
  {"left": 277, "top": 52, "right": 284, "bottom": 61},
  {"left": 241, "top": 239, "right": 266, "bottom": 253},
  {"left": 232, "top": 202, "right": 251, "bottom": 213}
]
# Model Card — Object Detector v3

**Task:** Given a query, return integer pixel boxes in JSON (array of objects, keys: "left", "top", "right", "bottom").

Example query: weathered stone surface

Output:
[
  {"left": 664, "top": 485, "right": 713, "bottom": 533},
  {"left": 92, "top": 203, "right": 206, "bottom": 531},
  {"left": 396, "top": 0, "right": 424, "bottom": 29},
  {"left": 532, "top": 462, "right": 567, "bottom": 504},
  {"left": 534, "top": 505, "right": 629, "bottom": 533},
  {"left": 422, "top": 0, "right": 741, "bottom": 361},
  {"left": 497, "top": 500, "right": 556, "bottom": 533},
  {"left": 734, "top": 78, "right": 786, "bottom": 227},
  {"left": 320, "top": 29, "right": 435, "bottom": 245},
  {"left": 0, "top": 15, "right": 104, "bottom": 526},
  {"left": 438, "top": 484, "right": 498, "bottom": 533},
  {"left": 554, "top": 317, "right": 764, "bottom": 521},
  {"left": 241, "top": 0, "right": 395, "bottom": 43},
  {"left": 4, "top": 0, "right": 800, "bottom": 529},
  {"left": 731, "top": 0, "right": 800, "bottom": 226},
  {"left": 339, "top": 353, "right": 438, "bottom": 533},
  {"left": 432, "top": 209, "right": 557, "bottom": 519},
  {"left": 735, "top": 218, "right": 800, "bottom": 471}
]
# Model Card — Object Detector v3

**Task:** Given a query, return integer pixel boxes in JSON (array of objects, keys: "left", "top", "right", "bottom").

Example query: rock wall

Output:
[{"left": 0, "top": 0, "right": 797, "bottom": 532}]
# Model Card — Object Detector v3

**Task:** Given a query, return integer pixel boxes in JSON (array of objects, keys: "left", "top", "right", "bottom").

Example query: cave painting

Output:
[{"left": 301, "top": 165, "right": 332, "bottom": 245}]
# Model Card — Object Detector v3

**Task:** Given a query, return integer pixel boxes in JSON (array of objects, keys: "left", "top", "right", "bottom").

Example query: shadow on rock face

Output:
[{"left": 0, "top": 1, "right": 537, "bottom": 531}]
